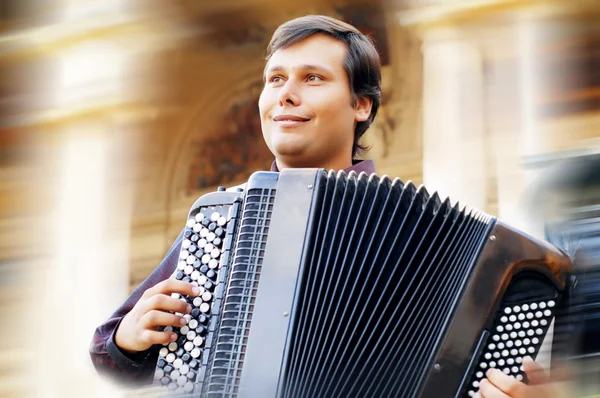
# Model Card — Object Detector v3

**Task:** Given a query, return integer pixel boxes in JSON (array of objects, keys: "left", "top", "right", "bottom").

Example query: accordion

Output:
[{"left": 150, "top": 169, "right": 572, "bottom": 398}]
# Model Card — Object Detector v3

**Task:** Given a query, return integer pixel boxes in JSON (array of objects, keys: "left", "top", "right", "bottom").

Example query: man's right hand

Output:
[{"left": 114, "top": 279, "right": 200, "bottom": 353}]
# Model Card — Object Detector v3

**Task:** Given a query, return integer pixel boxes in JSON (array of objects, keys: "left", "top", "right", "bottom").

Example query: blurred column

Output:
[
  {"left": 421, "top": 28, "right": 487, "bottom": 209},
  {"left": 35, "top": 127, "right": 132, "bottom": 398}
]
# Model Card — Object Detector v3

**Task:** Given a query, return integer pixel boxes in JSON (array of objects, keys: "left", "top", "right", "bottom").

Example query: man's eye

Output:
[
  {"left": 307, "top": 74, "right": 322, "bottom": 82},
  {"left": 269, "top": 76, "right": 283, "bottom": 83}
]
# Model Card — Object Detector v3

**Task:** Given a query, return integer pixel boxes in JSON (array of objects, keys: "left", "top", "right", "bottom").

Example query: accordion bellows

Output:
[{"left": 151, "top": 169, "right": 571, "bottom": 398}]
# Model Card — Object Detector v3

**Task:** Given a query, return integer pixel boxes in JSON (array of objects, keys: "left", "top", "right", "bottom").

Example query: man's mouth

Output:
[{"left": 273, "top": 114, "right": 310, "bottom": 122}]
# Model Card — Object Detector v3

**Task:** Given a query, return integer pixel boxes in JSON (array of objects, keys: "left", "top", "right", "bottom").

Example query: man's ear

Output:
[{"left": 354, "top": 96, "right": 373, "bottom": 122}]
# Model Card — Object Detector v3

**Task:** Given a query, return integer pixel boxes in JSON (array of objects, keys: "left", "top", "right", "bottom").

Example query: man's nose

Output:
[{"left": 278, "top": 80, "right": 301, "bottom": 107}]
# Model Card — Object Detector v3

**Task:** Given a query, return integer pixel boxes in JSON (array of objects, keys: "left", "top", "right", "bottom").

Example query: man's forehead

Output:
[{"left": 265, "top": 35, "right": 347, "bottom": 73}]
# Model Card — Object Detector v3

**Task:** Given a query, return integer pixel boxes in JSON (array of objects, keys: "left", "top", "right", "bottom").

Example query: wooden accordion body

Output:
[{"left": 150, "top": 169, "right": 572, "bottom": 398}]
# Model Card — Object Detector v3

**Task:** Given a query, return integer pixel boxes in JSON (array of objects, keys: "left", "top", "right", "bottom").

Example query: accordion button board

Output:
[{"left": 146, "top": 169, "right": 571, "bottom": 398}]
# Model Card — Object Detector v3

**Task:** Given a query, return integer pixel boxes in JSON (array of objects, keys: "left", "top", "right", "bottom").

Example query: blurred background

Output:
[{"left": 1, "top": 0, "right": 599, "bottom": 396}]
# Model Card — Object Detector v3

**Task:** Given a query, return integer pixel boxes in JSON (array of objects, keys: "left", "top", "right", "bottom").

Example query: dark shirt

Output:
[{"left": 89, "top": 160, "right": 376, "bottom": 384}]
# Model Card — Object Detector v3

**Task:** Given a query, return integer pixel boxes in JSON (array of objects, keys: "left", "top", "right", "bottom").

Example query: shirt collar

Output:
[{"left": 269, "top": 159, "right": 376, "bottom": 175}]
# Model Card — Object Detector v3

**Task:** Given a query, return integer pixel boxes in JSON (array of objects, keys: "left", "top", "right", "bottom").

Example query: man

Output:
[{"left": 90, "top": 15, "right": 565, "bottom": 398}]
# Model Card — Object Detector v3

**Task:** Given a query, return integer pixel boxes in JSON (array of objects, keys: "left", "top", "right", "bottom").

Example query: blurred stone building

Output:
[{"left": 0, "top": 0, "right": 599, "bottom": 396}]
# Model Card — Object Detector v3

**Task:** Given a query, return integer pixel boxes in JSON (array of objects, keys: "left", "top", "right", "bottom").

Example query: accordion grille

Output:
[
  {"left": 280, "top": 171, "right": 493, "bottom": 398},
  {"left": 204, "top": 187, "right": 276, "bottom": 396}
]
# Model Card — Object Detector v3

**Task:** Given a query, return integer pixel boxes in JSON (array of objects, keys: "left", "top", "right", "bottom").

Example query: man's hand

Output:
[
  {"left": 474, "top": 356, "right": 570, "bottom": 398},
  {"left": 114, "top": 279, "right": 200, "bottom": 353}
]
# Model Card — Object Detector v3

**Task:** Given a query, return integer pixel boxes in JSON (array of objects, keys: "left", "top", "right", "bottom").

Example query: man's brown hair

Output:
[{"left": 265, "top": 15, "right": 382, "bottom": 158}]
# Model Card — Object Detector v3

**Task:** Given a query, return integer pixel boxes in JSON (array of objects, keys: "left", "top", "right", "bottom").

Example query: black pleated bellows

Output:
[{"left": 280, "top": 170, "right": 492, "bottom": 398}]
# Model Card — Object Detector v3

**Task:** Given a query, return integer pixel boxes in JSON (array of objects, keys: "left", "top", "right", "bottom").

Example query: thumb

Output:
[{"left": 522, "top": 356, "right": 549, "bottom": 385}]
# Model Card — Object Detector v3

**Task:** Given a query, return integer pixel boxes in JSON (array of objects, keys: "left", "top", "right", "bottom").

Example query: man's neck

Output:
[{"left": 275, "top": 157, "right": 353, "bottom": 172}]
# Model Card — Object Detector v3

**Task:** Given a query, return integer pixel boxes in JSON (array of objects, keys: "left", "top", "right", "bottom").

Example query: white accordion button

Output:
[
  {"left": 166, "top": 353, "right": 176, "bottom": 363},
  {"left": 193, "top": 336, "right": 204, "bottom": 346},
  {"left": 189, "top": 319, "right": 198, "bottom": 329},
  {"left": 193, "top": 224, "right": 202, "bottom": 233},
  {"left": 184, "top": 341, "right": 194, "bottom": 351},
  {"left": 168, "top": 342, "right": 178, "bottom": 352},
  {"left": 211, "top": 212, "right": 220, "bottom": 222},
  {"left": 217, "top": 216, "right": 227, "bottom": 226},
  {"left": 159, "top": 347, "right": 168, "bottom": 357},
  {"left": 191, "top": 348, "right": 201, "bottom": 358},
  {"left": 209, "top": 259, "right": 219, "bottom": 269},
  {"left": 186, "top": 219, "right": 195, "bottom": 228},
  {"left": 182, "top": 240, "right": 191, "bottom": 249},
  {"left": 200, "top": 303, "right": 210, "bottom": 313},
  {"left": 195, "top": 213, "right": 205, "bottom": 222}
]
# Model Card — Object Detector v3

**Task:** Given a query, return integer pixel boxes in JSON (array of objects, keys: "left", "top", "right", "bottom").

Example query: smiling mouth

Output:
[{"left": 273, "top": 115, "right": 310, "bottom": 122}]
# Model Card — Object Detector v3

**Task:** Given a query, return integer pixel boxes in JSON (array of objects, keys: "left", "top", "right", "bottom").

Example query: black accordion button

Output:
[
  {"left": 187, "top": 370, "right": 197, "bottom": 380},
  {"left": 189, "top": 360, "right": 199, "bottom": 370},
  {"left": 204, "top": 281, "right": 214, "bottom": 290},
  {"left": 213, "top": 237, "right": 222, "bottom": 246},
  {"left": 183, "top": 276, "right": 192, "bottom": 283},
  {"left": 191, "top": 308, "right": 201, "bottom": 318},
  {"left": 215, "top": 227, "right": 224, "bottom": 237},
  {"left": 208, "top": 222, "right": 217, "bottom": 231},
  {"left": 191, "top": 234, "right": 199, "bottom": 242},
  {"left": 160, "top": 376, "right": 171, "bottom": 386},
  {"left": 176, "top": 347, "right": 185, "bottom": 357},
  {"left": 176, "top": 271, "right": 184, "bottom": 280},
  {"left": 164, "top": 365, "right": 174, "bottom": 374},
  {"left": 177, "top": 336, "right": 186, "bottom": 346},
  {"left": 199, "top": 265, "right": 209, "bottom": 273},
  {"left": 201, "top": 218, "right": 210, "bottom": 227},
  {"left": 206, "top": 270, "right": 216, "bottom": 280},
  {"left": 189, "top": 245, "right": 197, "bottom": 253},
  {"left": 195, "top": 325, "right": 206, "bottom": 334},
  {"left": 182, "top": 353, "right": 191, "bottom": 363},
  {"left": 184, "top": 230, "right": 192, "bottom": 238},
  {"left": 157, "top": 358, "right": 166, "bottom": 368}
]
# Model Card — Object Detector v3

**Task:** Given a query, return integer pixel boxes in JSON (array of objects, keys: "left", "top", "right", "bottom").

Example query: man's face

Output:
[{"left": 259, "top": 33, "right": 370, "bottom": 168}]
